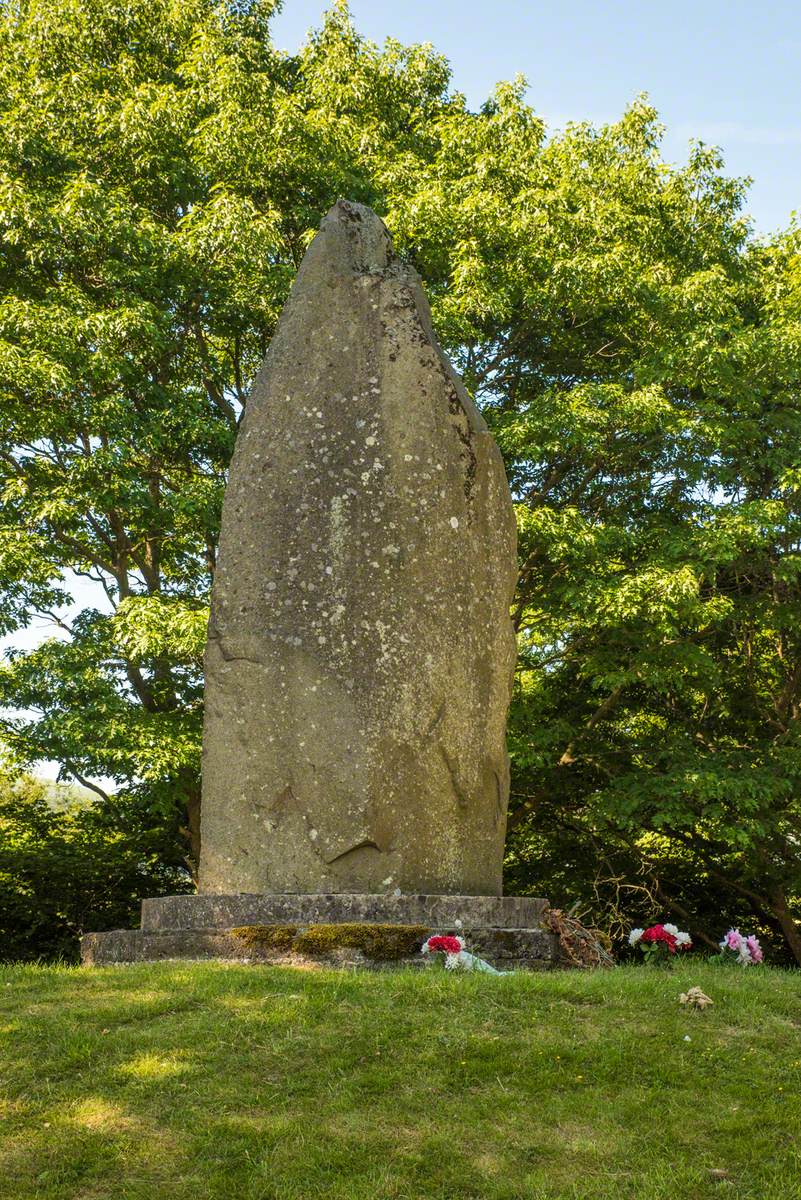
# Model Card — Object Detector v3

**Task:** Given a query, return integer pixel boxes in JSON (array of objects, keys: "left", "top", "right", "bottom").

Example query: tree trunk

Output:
[
  {"left": 179, "top": 776, "right": 202, "bottom": 884},
  {"left": 769, "top": 885, "right": 801, "bottom": 966}
]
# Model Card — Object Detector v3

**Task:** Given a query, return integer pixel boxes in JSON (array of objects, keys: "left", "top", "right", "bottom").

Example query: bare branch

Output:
[{"left": 63, "top": 761, "right": 112, "bottom": 805}]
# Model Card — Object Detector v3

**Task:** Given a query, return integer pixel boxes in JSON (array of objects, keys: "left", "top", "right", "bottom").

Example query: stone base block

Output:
[{"left": 81, "top": 893, "right": 559, "bottom": 971}]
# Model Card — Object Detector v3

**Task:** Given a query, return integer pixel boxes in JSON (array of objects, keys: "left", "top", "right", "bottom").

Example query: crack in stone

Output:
[
  {"left": 446, "top": 380, "right": 478, "bottom": 511},
  {"left": 439, "top": 744, "right": 470, "bottom": 810},
  {"left": 423, "top": 701, "right": 446, "bottom": 740},
  {"left": 324, "top": 838, "right": 382, "bottom": 865}
]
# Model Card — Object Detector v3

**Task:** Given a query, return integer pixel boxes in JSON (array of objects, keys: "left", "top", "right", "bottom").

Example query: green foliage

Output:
[
  {"left": 0, "top": 772, "right": 191, "bottom": 961},
  {"left": 487, "top": 170, "right": 801, "bottom": 961},
  {"left": 0, "top": 1, "right": 800, "bottom": 959}
]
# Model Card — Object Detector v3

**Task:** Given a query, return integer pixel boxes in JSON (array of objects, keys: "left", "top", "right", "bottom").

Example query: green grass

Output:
[{"left": 0, "top": 961, "right": 799, "bottom": 1199}]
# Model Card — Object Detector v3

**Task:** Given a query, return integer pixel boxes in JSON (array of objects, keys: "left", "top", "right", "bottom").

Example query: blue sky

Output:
[{"left": 272, "top": 0, "right": 801, "bottom": 235}]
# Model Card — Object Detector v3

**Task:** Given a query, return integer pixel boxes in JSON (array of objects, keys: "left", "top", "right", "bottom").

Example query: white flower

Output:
[
  {"left": 675, "top": 931, "right": 692, "bottom": 946},
  {"left": 737, "top": 946, "right": 753, "bottom": 966},
  {"left": 663, "top": 923, "right": 679, "bottom": 937},
  {"left": 628, "top": 928, "right": 644, "bottom": 946},
  {"left": 444, "top": 954, "right": 460, "bottom": 970}
]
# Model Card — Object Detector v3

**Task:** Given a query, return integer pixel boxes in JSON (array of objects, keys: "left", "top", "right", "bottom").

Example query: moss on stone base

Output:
[
  {"left": 294, "top": 923, "right": 430, "bottom": 960},
  {"left": 230, "top": 925, "right": 298, "bottom": 952},
  {"left": 228, "top": 922, "right": 430, "bottom": 961}
]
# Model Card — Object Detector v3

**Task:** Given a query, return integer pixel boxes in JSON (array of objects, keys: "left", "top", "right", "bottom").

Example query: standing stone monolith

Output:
[{"left": 200, "top": 200, "right": 517, "bottom": 897}]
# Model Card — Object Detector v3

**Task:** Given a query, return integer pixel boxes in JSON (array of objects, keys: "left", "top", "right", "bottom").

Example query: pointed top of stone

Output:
[{"left": 298, "top": 198, "right": 393, "bottom": 282}]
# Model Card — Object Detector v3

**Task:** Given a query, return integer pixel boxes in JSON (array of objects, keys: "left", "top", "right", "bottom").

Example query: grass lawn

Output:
[{"left": 0, "top": 960, "right": 799, "bottom": 1199}]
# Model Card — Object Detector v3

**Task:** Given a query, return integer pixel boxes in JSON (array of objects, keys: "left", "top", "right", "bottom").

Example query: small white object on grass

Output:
[{"left": 679, "top": 986, "right": 713, "bottom": 1009}]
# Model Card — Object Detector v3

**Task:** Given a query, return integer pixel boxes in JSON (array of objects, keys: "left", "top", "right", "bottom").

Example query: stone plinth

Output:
[{"left": 81, "top": 893, "right": 559, "bottom": 971}]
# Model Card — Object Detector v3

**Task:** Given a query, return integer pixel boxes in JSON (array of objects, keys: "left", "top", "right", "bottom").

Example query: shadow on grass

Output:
[{"left": 1, "top": 962, "right": 800, "bottom": 1199}]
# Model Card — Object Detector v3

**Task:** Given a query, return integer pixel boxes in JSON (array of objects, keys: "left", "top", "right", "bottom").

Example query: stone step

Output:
[
  {"left": 140, "top": 893, "right": 549, "bottom": 932},
  {"left": 81, "top": 923, "right": 559, "bottom": 970}
]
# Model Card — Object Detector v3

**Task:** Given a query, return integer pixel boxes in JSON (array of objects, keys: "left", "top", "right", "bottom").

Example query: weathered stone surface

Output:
[
  {"left": 200, "top": 200, "right": 518, "bottom": 896},
  {"left": 84, "top": 893, "right": 557, "bottom": 970},
  {"left": 141, "top": 893, "right": 548, "bottom": 932},
  {"left": 81, "top": 924, "right": 559, "bottom": 971}
]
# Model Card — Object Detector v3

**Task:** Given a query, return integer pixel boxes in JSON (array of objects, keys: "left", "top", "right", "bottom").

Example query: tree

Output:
[
  {"left": 1, "top": 0, "right": 799, "bottom": 959},
  {"left": 0, "top": 770, "right": 190, "bottom": 961}
]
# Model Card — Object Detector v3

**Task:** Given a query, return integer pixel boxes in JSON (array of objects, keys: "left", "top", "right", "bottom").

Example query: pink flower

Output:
[
  {"left": 723, "top": 928, "right": 743, "bottom": 952},
  {"left": 746, "top": 935, "right": 763, "bottom": 963}
]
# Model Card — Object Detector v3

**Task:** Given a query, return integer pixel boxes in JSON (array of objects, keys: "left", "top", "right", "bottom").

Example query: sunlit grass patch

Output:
[
  {"left": 0, "top": 961, "right": 800, "bottom": 1199},
  {"left": 117, "top": 1050, "right": 190, "bottom": 1080},
  {"left": 68, "top": 1097, "right": 130, "bottom": 1130}
]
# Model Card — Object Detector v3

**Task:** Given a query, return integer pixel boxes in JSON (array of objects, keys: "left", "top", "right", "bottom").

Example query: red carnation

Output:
[
  {"left": 641, "top": 924, "right": 677, "bottom": 953},
  {"left": 424, "top": 935, "right": 463, "bottom": 955}
]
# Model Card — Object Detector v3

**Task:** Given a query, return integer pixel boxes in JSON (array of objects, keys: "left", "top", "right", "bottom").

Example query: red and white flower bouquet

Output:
[
  {"left": 421, "top": 934, "right": 507, "bottom": 974},
  {"left": 421, "top": 934, "right": 465, "bottom": 968},
  {"left": 628, "top": 922, "right": 692, "bottom": 963}
]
